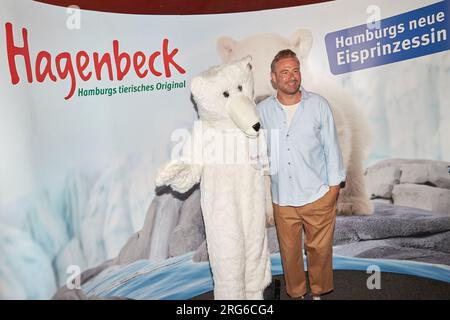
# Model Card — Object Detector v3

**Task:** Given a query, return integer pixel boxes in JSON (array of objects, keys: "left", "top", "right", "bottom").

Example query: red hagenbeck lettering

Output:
[
  {"left": 76, "top": 51, "right": 92, "bottom": 81},
  {"left": 5, "top": 22, "right": 186, "bottom": 100}
]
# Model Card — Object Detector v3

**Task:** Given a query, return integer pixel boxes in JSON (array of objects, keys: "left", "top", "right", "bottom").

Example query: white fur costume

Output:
[{"left": 156, "top": 57, "right": 272, "bottom": 299}]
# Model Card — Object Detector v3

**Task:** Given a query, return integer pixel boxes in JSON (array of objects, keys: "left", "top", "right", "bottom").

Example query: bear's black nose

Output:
[{"left": 252, "top": 122, "right": 261, "bottom": 132}]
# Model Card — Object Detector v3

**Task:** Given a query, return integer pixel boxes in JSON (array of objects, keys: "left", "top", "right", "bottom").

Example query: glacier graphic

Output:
[{"left": 0, "top": 153, "right": 163, "bottom": 299}]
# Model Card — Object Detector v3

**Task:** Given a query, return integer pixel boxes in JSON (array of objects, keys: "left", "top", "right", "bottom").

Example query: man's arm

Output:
[{"left": 320, "top": 99, "right": 346, "bottom": 198}]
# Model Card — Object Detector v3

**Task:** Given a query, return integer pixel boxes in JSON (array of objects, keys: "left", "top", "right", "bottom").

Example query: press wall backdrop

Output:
[{"left": 0, "top": 0, "right": 449, "bottom": 299}]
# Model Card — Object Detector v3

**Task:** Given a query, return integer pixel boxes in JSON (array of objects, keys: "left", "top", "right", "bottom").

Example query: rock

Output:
[
  {"left": 366, "top": 159, "right": 450, "bottom": 190},
  {"left": 386, "top": 231, "right": 450, "bottom": 254},
  {"left": 392, "top": 184, "right": 450, "bottom": 214},
  {"left": 334, "top": 240, "right": 391, "bottom": 256},
  {"left": 400, "top": 162, "right": 450, "bottom": 189},
  {"left": 335, "top": 231, "right": 450, "bottom": 255},
  {"left": 169, "top": 225, "right": 205, "bottom": 258},
  {"left": 334, "top": 231, "right": 450, "bottom": 265},
  {"left": 114, "top": 233, "right": 142, "bottom": 266},
  {"left": 80, "top": 260, "right": 114, "bottom": 284},
  {"left": 334, "top": 202, "right": 450, "bottom": 245},
  {"left": 365, "top": 166, "right": 401, "bottom": 199},
  {"left": 113, "top": 192, "right": 182, "bottom": 265},
  {"left": 365, "top": 159, "right": 450, "bottom": 213},
  {"left": 355, "top": 245, "right": 450, "bottom": 266},
  {"left": 370, "top": 198, "right": 393, "bottom": 205},
  {"left": 169, "top": 189, "right": 205, "bottom": 257},
  {"left": 178, "top": 189, "right": 202, "bottom": 226},
  {"left": 192, "top": 240, "right": 209, "bottom": 262}
]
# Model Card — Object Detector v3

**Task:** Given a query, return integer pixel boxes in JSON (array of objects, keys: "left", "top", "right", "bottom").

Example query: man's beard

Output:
[{"left": 280, "top": 80, "right": 300, "bottom": 95}]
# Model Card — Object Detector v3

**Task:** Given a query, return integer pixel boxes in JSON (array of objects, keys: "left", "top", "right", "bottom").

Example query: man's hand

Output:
[{"left": 329, "top": 184, "right": 341, "bottom": 202}]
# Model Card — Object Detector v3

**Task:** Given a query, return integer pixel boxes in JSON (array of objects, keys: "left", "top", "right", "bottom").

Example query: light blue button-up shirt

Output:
[{"left": 257, "top": 87, "right": 346, "bottom": 206}]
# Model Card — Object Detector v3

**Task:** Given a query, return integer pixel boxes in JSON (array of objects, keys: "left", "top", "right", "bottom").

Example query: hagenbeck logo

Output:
[{"left": 4, "top": 22, "right": 186, "bottom": 100}]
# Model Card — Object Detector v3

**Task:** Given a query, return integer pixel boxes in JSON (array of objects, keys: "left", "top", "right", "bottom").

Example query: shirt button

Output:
[
  {"left": 287, "top": 148, "right": 290, "bottom": 151},
  {"left": 287, "top": 134, "right": 290, "bottom": 137},
  {"left": 288, "top": 162, "right": 291, "bottom": 165},
  {"left": 289, "top": 176, "right": 292, "bottom": 179}
]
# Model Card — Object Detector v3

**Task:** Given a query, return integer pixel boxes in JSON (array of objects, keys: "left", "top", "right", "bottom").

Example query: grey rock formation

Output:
[
  {"left": 333, "top": 202, "right": 450, "bottom": 265},
  {"left": 80, "top": 260, "right": 114, "bottom": 285},
  {"left": 400, "top": 162, "right": 450, "bottom": 189},
  {"left": 114, "top": 191, "right": 183, "bottom": 265},
  {"left": 169, "top": 189, "right": 204, "bottom": 257},
  {"left": 392, "top": 184, "right": 450, "bottom": 214},
  {"left": 365, "top": 166, "right": 401, "bottom": 198},
  {"left": 365, "top": 159, "right": 450, "bottom": 214},
  {"left": 354, "top": 245, "right": 450, "bottom": 266},
  {"left": 334, "top": 202, "right": 450, "bottom": 245},
  {"left": 193, "top": 240, "right": 209, "bottom": 263},
  {"left": 370, "top": 198, "right": 393, "bottom": 205}
]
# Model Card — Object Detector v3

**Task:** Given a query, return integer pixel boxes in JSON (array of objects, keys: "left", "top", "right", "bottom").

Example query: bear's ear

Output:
[
  {"left": 217, "top": 36, "right": 237, "bottom": 62},
  {"left": 289, "top": 29, "right": 313, "bottom": 61},
  {"left": 238, "top": 55, "right": 252, "bottom": 69},
  {"left": 190, "top": 76, "right": 205, "bottom": 97}
]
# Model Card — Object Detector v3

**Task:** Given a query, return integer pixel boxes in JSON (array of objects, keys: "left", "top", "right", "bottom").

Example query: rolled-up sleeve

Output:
[{"left": 320, "top": 99, "right": 346, "bottom": 186}]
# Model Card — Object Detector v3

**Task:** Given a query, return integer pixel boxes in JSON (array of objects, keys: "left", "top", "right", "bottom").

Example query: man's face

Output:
[{"left": 271, "top": 57, "right": 301, "bottom": 96}]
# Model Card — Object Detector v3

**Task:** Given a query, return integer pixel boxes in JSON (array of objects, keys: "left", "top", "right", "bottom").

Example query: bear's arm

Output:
[{"left": 155, "top": 124, "right": 203, "bottom": 193}]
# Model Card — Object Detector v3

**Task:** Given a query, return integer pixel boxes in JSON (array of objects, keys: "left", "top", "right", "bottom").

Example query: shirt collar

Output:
[{"left": 273, "top": 86, "right": 310, "bottom": 110}]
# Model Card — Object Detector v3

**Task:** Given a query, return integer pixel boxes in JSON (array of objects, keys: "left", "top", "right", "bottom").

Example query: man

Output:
[{"left": 257, "top": 49, "right": 345, "bottom": 300}]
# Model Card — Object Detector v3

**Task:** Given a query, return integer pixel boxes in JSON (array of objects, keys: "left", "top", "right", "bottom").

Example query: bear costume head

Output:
[{"left": 190, "top": 56, "right": 261, "bottom": 138}]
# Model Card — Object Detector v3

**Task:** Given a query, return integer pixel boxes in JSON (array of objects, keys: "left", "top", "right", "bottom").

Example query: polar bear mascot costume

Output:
[{"left": 156, "top": 56, "right": 272, "bottom": 300}]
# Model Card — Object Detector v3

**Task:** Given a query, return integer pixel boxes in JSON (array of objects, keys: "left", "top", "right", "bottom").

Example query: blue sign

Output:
[{"left": 325, "top": 0, "right": 450, "bottom": 74}]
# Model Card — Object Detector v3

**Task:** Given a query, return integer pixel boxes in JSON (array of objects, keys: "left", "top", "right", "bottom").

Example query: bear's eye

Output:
[
  {"left": 238, "top": 85, "right": 243, "bottom": 92},
  {"left": 223, "top": 91, "right": 229, "bottom": 98}
]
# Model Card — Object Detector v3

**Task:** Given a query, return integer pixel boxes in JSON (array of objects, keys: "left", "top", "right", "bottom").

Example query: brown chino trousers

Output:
[{"left": 273, "top": 190, "right": 337, "bottom": 297}]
